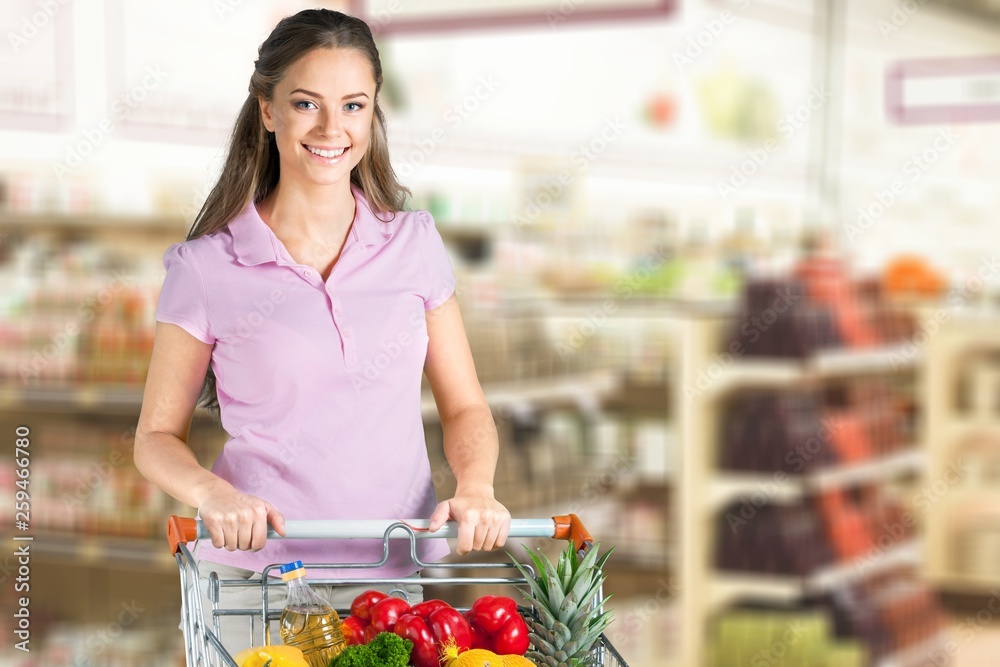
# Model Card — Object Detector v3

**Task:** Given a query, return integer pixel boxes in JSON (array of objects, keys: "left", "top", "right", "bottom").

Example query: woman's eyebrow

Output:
[{"left": 288, "top": 89, "right": 370, "bottom": 101}]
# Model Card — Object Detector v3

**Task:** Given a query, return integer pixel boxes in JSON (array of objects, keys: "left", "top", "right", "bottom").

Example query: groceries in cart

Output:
[
  {"left": 278, "top": 561, "right": 348, "bottom": 666},
  {"left": 511, "top": 540, "right": 616, "bottom": 667},
  {"left": 233, "top": 644, "right": 308, "bottom": 666},
  {"left": 168, "top": 514, "right": 627, "bottom": 666},
  {"left": 336, "top": 591, "right": 528, "bottom": 667}
]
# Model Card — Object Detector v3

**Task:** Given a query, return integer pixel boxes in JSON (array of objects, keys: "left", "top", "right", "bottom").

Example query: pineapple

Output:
[{"left": 508, "top": 541, "right": 615, "bottom": 667}]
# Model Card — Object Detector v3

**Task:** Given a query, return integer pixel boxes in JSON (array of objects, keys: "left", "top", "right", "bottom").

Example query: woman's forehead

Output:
[{"left": 281, "top": 48, "right": 376, "bottom": 94}]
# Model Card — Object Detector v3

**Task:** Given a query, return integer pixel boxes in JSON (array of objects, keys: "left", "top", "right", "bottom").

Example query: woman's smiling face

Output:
[{"left": 259, "top": 47, "right": 377, "bottom": 186}]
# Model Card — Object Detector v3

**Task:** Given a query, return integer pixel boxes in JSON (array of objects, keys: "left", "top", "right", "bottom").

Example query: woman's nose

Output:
[{"left": 318, "top": 110, "right": 342, "bottom": 137}]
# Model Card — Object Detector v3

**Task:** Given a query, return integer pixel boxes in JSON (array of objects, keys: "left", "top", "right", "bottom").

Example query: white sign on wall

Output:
[
  {"left": 352, "top": 0, "right": 675, "bottom": 35},
  {"left": 887, "top": 55, "right": 1000, "bottom": 124},
  {"left": 0, "top": 0, "right": 75, "bottom": 131}
]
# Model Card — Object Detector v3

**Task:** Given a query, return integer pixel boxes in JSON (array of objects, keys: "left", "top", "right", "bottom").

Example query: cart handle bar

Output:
[{"left": 167, "top": 514, "right": 592, "bottom": 556}]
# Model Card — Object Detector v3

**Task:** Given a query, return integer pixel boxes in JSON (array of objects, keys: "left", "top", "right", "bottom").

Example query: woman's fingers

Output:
[
  {"left": 481, "top": 508, "right": 511, "bottom": 550},
  {"left": 249, "top": 508, "right": 269, "bottom": 551},
  {"left": 471, "top": 515, "right": 488, "bottom": 551},
  {"left": 495, "top": 514, "right": 510, "bottom": 549},
  {"left": 456, "top": 517, "right": 475, "bottom": 555},
  {"left": 445, "top": 496, "right": 513, "bottom": 554},
  {"left": 481, "top": 520, "right": 501, "bottom": 551},
  {"left": 267, "top": 503, "right": 287, "bottom": 537},
  {"left": 206, "top": 517, "right": 226, "bottom": 549},
  {"left": 200, "top": 490, "right": 282, "bottom": 551}
]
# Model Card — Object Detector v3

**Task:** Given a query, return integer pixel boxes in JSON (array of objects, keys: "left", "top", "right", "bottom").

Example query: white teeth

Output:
[{"left": 306, "top": 145, "right": 346, "bottom": 158}]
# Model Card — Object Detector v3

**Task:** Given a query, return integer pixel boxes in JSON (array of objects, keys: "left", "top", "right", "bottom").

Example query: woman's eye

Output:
[
  {"left": 294, "top": 100, "right": 317, "bottom": 110},
  {"left": 345, "top": 102, "right": 364, "bottom": 112}
]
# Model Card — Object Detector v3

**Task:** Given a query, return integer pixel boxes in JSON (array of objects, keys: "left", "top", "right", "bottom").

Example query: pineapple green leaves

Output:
[{"left": 507, "top": 541, "right": 615, "bottom": 667}]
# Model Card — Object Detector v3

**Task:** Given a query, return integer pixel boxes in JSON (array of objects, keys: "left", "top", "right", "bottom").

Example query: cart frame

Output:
[{"left": 168, "top": 514, "right": 628, "bottom": 666}]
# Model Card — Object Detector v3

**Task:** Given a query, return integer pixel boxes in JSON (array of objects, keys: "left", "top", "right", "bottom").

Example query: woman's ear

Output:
[{"left": 258, "top": 97, "right": 274, "bottom": 133}]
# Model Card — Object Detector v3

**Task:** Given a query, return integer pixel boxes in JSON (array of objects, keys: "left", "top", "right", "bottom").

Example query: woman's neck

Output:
[{"left": 257, "top": 178, "right": 356, "bottom": 242}]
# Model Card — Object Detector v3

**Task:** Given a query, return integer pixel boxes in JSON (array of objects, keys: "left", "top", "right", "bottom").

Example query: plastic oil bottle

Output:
[{"left": 278, "top": 561, "right": 346, "bottom": 667}]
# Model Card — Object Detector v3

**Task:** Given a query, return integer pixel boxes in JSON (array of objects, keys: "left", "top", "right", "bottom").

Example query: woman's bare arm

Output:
[
  {"left": 423, "top": 294, "right": 511, "bottom": 555},
  {"left": 134, "top": 322, "right": 285, "bottom": 551}
]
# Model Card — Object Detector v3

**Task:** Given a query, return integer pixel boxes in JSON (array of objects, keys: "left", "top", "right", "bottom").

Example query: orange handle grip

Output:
[
  {"left": 168, "top": 516, "right": 199, "bottom": 555},
  {"left": 552, "top": 513, "right": 594, "bottom": 554}
]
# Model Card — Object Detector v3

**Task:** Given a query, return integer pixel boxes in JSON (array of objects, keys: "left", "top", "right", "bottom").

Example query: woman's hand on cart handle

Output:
[
  {"left": 196, "top": 479, "right": 286, "bottom": 551},
  {"left": 428, "top": 489, "right": 511, "bottom": 556}
]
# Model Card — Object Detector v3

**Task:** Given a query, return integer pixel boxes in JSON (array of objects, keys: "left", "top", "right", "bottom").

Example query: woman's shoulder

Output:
[
  {"left": 383, "top": 207, "right": 442, "bottom": 231},
  {"left": 353, "top": 183, "right": 439, "bottom": 237},
  {"left": 162, "top": 226, "right": 231, "bottom": 268},
  {"left": 392, "top": 208, "right": 436, "bottom": 228},
  {"left": 365, "top": 205, "right": 440, "bottom": 245}
]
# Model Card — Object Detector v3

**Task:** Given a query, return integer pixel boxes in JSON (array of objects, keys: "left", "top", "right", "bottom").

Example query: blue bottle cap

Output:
[{"left": 279, "top": 560, "right": 304, "bottom": 574}]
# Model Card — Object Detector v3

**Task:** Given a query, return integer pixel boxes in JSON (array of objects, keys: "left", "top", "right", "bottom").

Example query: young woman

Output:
[{"left": 134, "top": 8, "right": 510, "bottom": 647}]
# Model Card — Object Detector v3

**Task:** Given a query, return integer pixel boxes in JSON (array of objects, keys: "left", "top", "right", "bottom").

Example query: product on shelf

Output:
[
  {"left": 882, "top": 256, "right": 947, "bottom": 297},
  {"left": 794, "top": 252, "right": 880, "bottom": 349},
  {"left": 728, "top": 279, "right": 842, "bottom": 358},
  {"left": 817, "top": 490, "right": 875, "bottom": 560},
  {"left": 0, "top": 235, "right": 158, "bottom": 389},
  {"left": 823, "top": 380, "right": 909, "bottom": 457},
  {"left": 715, "top": 502, "right": 834, "bottom": 575},
  {"left": 719, "top": 380, "right": 910, "bottom": 473},
  {"left": 718, "top": 389, "right": 837, "bottom": 473},
  {"left": 37, "top": 617, "right": 187, "bottom": 667},
  {"left": 856, "top": 277, "right": 917, "bottom": 344},
  {"left": 848, "top": 380, "right": 907, "bottom": 457},
  {"left": 727, "top": 269, "right": 914, "bottom": 360},
  {"left": 817, "top": 486, "right": 913, "bottom": 561},
  {"left": 707, "top": 608, "right": 866, "bottom": 667},
  {"left": 821, "top": 573, "right": 950, "bottom": 665},
  {"left": 13, "top": 417, "right": 222, "bottom": 541},
  {"left": 822, "top": 410, "right": 873, "bottom": 463},
  {"left": 824, "top": 583, "right": 894, "bottom": 664}
]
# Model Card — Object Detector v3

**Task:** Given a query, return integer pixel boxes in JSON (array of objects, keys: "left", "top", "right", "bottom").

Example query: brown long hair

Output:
[{"left": 185, "top": 8, "right": 410, "bottom": 414}]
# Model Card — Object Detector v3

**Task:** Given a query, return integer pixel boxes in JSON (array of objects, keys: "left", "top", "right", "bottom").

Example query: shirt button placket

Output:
[{"left": 331, "top": 297, "right": 358, "bottom": 370}]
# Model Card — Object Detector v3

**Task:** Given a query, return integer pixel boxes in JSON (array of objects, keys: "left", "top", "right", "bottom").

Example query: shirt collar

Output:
[{"left": 230, "top": 182, "right": 393, "bottom": 267}]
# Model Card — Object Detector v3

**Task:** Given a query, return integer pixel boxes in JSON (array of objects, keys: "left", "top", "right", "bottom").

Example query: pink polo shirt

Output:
[{"left": 154, "top": 183, "right": 454, "bottom": 577}]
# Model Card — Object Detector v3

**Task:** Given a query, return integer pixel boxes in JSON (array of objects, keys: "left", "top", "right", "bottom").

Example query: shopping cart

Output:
[{"left": 167, "top": 513, "right": 629, "bottom": 667}]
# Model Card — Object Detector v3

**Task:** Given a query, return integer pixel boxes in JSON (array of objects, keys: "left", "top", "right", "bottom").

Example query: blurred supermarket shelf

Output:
[
  {"left": 944, "top": 416, "right": 1000, "bottom": 446},
  {"left": 501, "top": 294, "right": 739, "bottom": 317},
  {"left": 0, "top": 383, "right": 214, "bottom": 417},
  {"left": 711, "top": 540, "right": 921, "bottom": 611},
  {"left": 707, "top": 343, "right": 923, "bottom": 397},
  {"left": 505, "top": 494, "right": 674, "bottom": 570},
  {"left": 708, "top": 449, "right": 926, "bottom": 512},
  {"left": 17, "top": 529, "right": 178, "bottom": 572},
  {"left": 420, "top": 370, "right": 619, "bottom": 420},
  {"left": 0, "top": 370, "right": 617, "bottom": 420},
  {"left": 0, "top": 211, "right": 188, "bottom": 233},
  {"left": 929, "top": 570, "right": 1000, "bottom": 592},
  {"left": 809, "top": 448, "right": 925, "bottom": 490}
]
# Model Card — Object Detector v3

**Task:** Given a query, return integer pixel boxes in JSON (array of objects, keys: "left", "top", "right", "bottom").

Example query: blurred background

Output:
[{"left": 1, "top": 0, "right": 999, "bottom": 665}]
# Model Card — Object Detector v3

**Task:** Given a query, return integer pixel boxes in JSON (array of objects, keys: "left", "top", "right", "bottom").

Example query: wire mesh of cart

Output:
[{"left": 167, "top": 513, "right": 629, "bottom": 667}]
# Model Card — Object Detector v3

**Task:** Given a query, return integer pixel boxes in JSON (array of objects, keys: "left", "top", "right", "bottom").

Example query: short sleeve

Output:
[
  {"left": 155, "top": 242, "right": 216, "bottom": 344},
  {"left": 418, "top": 211, "right": 456, "bottom": 310}
]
